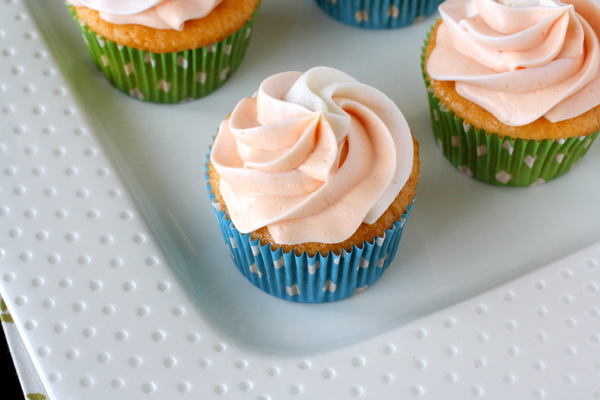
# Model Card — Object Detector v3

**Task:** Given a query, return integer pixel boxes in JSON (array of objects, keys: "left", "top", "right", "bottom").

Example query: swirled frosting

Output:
[
  {"left": 210, "top": 67, "right": 414, "bottom": 245},
  {"left": 67, "top": 0, "right": 222, "bottom": 31},
  {"left": 427, "top": 0, "right": 600, "bottom": 126}
]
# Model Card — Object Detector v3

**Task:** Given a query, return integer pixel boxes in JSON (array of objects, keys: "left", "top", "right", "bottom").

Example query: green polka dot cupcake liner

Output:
[
  {"left": 205, "top": 159, "right": 415, "bottom": 303},
  {"left": 314, "top": 0, "right": 442, "bottom": 29},
  {"left": 421, "top": 37, "right": 600, "bottom": 186},
  {"left": 68, "top": 6, "right": 258, "bottom": 103}
]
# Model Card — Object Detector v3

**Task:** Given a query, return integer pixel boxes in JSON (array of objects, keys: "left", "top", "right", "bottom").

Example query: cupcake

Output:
[
  {"left": 67, "top": 0, "right": 261, "bottom": 103},
  {"left": 206, "top": 66, "right": 420, "bottom": 303},
  {"left": 314, "top": 0, "right": 444, "bottom": 29},
  {"left": 423, "top": 0, "right": 600, "bottom": 186}
]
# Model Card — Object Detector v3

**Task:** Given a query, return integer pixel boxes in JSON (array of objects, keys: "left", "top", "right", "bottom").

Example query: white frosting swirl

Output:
[
  {"left": 67, "top": 0, "right": 222, "bottom": 30},
  {"left": 427, "top": 0, "right": 600, "bottom": 126},
  {"left": 211, "top": 67, "right": 414, "bottom": 245}
]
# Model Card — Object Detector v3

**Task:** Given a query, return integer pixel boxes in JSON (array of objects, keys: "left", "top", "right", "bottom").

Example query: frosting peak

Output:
[
  {"left": 427, "top": 0, "right": 600, "bottom": 126},
  {"left": 71, "top": 0, "right": 165, "bottom": 14},
  {"left": 68, "top": 0, "right": 223, "bottom": 30},
  {"left": 211, "top": 67, "right": 414, "bottom": 245}
]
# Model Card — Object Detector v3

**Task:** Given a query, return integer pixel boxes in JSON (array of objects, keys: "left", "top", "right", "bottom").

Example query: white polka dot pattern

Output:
[{"left": 1, "top": 1, "right": 600, "bottom": 399}]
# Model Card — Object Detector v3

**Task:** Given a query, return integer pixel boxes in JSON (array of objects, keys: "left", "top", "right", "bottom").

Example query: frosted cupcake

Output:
[
  {"left": 207, "top": 66, "right": 420, "bottom": 302},
  {"left": 67, "top": 0, "right": 261, "bottom": 103},
  {"left": 423, "top": 0, "right": 600, "bottom": 186},
  {"left": 314, "top": 0, "right": 444, "bottom": 29}
]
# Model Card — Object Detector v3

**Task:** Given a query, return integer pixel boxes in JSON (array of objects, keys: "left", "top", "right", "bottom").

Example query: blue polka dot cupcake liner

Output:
[
  {"left": 314, "top": 0, "right": 442, "bottom": 29},
  {"left": 68, "top": 5, "right": 258, "bottom": 103},
  {"left": 205, "top": 163, "right": 415, "bottom": 303}
]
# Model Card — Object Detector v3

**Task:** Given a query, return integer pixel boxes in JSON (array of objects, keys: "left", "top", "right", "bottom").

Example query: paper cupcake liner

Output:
[
  {"left": 314, "top": 0, "right": 442, "bottom": 29},
  {"left": 421, "top": 34, "right": 600, "bottom": 186},
  {"left": 205, "top": 163, "right": 414, "bottom": 303},
  {"left": 68, "top": 6, "right": 258, "bottom": 103}
]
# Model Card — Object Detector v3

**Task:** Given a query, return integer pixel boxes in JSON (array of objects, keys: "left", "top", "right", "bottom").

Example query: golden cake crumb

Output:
[
  {"left": 424, "top": 19, "right": 600, "bottom": 140},
  {"left": 73, "top": 0, "right": 261, "bottom": 53},
  {"left": 208, "top": 138, "right": 420, "bottom": 257}
]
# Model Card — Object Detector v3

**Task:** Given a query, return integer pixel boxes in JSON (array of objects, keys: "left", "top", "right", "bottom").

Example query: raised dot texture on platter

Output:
[{"left": 1, "top": 2, "right": 600, "bottom": 399}]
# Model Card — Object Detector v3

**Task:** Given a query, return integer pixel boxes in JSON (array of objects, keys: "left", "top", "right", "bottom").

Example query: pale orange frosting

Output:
[
  {"left": 427, "top": 0, "right": 600, "bottom": 126},
  {"left": 67, "top": 0, "right": 222, "bottom": 31},
  {"left": 210, "top": 67, "right": 414, "bottom": 245}
]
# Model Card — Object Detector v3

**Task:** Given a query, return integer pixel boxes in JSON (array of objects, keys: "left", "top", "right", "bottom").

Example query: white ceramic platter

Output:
[{"left": 1, "top": 0, "right": 600, "bottom": 398}]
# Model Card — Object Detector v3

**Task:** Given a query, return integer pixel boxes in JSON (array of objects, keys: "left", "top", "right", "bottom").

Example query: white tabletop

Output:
[{"left": 1, "top": 0, "right": 600, "bottom": 399}]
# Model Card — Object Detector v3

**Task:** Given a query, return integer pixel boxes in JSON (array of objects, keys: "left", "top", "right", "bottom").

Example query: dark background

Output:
[{"left": 1, "top": 323, "right": 27, "bottom": 399}]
